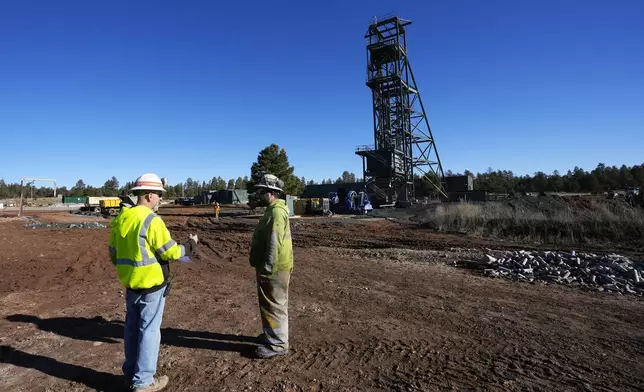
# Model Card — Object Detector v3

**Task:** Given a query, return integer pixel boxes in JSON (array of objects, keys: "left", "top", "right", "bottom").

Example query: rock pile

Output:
[
  {"left": 475, "top": 250, "right": 644, "bottom": 296},
  {"left": 27, "top": 222, "right": 108, "bottom": 229}
]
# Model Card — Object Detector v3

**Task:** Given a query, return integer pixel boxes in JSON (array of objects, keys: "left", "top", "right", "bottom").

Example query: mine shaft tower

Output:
[{"left": 356, "top": 16, "right": 446, "bottom": 204}]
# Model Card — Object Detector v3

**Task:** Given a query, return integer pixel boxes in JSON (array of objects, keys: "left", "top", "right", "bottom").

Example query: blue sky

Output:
[{"left": 1, "top": 0, "right": 642, "bottom": 188}]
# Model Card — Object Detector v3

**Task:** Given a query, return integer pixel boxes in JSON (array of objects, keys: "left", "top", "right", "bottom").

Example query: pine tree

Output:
[
  {"left": 71, "top": 179, "right": 86, "bottom": 196},
  {"left": 248, "top": 144, "right": 304, "bottom": 195},
  {"left": 101, "top": 176, "right": 119, "bottom": 196},
  {"left": 548, "top": 170, "right": 564, "bottom": 192},
  {"left": 216, "top": 177, "right": 226, "bottom": 190},
  {"left": 184, "top": 178, "right": 203, "bottom": 197},
  {"left": 341, "top": 171, "right": 356, "bottom": 183},
  {"left": 174, "top": 183, "right": 184, "bottom": 197}
]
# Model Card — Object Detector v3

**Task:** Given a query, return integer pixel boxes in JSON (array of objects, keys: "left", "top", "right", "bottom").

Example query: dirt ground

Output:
[{"left": 1, "top": 206, "right": 644, "bottom": 391}]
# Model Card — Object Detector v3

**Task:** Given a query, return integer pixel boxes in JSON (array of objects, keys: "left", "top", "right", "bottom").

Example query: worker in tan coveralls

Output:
[{"left": 249, "top": 174, "right": 293, "bottom": 359}]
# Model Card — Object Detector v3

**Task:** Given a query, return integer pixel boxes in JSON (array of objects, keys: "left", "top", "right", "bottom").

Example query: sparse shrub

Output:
[{"left": 421, "top": 198, "right": 644, "bottom": 247}]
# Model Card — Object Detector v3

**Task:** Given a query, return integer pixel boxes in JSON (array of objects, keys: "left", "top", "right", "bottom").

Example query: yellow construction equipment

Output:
[
  {"left": 99, "top": 198, "right": 122, "bottom": 216},
  {"left": 294, "top": 198, "right": 330, "bottom": 216}
]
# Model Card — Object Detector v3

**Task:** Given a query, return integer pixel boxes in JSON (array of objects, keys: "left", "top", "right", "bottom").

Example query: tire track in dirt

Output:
[{"left": 194, "top": 337, "right": 644, "bottom": 392}]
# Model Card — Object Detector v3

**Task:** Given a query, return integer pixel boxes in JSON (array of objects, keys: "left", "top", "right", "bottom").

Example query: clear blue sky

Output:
[{"left": 1, "top": 0, "right": 642, "bottom": 188}]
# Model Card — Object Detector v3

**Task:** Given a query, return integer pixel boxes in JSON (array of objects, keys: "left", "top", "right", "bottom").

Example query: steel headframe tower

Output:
[{"left": 356, "top": 16, "right": 446, "bottom": 205}]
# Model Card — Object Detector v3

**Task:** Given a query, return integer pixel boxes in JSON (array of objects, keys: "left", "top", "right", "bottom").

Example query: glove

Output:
[
  {"left": 178, "top": 256, "right": 193, "bottom": 263},
  {"left": 189, "top": 234, "right": 199, "bottom": 244}
]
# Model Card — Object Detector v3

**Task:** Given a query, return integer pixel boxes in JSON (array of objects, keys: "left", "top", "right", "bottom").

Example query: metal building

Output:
[
  {"left": 356, "top": 16, "right": 446, "bottom": 206},
  {"left": 201, "top": 189, "right": 249, "bottom": 205},
  {"left": 445, "top": 175, "right": 474, "bottom": 192}
]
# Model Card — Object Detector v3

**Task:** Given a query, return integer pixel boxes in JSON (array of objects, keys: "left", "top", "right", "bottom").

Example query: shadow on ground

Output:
[
  {"left": 3, "top": 314, "right": 261, "bottom": 390},
  {"left": 6, "top": 314, "right": 259, "bottom": 353},
  {"left": 0, "top": 345, "right": 123, "bottom": 392}
]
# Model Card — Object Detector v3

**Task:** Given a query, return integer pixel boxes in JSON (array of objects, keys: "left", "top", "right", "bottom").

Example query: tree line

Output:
[
  {"left": 455, "top": 163, "right": 644, "bottom": 194},
  {"left": 309, "top": 171, "right": 361, "bottom": 185},
  {"left": 150, "top": 176, "right": 251, "bottom": 198},
  {"left": 246, "top": 145, "right": 363, "bottom": 194},
  {"left": 2, "top": 150, "right": 643, "bottom": 199},
  {"left": 0, "top": 175, "right": 251, "bottom": 199},
  {"left": 313, "top": 164, "right": 644, "bottom": 195},
  {"left": 0, "top": 143, "right": 363, "bottom": 200}
]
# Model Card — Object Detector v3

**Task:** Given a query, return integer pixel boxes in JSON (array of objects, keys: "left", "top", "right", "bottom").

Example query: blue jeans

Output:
[{"left": 122, "top": 287, "right": 166, "bottom": 388}]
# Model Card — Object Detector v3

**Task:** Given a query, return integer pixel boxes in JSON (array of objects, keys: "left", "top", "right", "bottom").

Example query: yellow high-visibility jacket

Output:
[
  {"left": 109, "top": 205, "right": 184, "bottom": 293},
  {"left": 250, "top": 199, "right": 293, "bottom": 275}
]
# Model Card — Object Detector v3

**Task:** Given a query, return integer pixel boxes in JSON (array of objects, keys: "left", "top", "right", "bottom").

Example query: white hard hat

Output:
[
  {"left": 255, "top": 174, "right": 284, "bottom": 192},
  {"left": 130, "top": 173, "right": 167, "bottom": 192}
]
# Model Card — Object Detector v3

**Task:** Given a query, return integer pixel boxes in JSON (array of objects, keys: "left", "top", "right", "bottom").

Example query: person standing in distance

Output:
[
  {"left": 109, "top": 173, "right": 198, "bottom": 391},
  {"left": 249, "top": 174, "right": 293, "bottom": 358}
]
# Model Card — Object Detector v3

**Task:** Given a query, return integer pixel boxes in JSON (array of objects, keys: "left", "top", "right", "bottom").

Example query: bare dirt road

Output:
[{"left": 1, "top": 207, "right": 643, "bottom": 391}]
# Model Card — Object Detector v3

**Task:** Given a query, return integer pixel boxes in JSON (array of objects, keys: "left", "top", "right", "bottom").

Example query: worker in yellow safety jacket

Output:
[
  {"left": 109, "top": 173, "right": 198, "bottom": 392},
  {"left": 214, "top": 202, "right": 221, "bottom": 220},
  {"left": 249, "top": 174, "right": 293, "bottom": 359}
]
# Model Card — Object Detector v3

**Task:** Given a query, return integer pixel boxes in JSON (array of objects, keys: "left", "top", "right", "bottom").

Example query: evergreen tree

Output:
[
  {"left": 548, "top": 170, "right": 564, "bottom": 192},
  {"left": 248, "top": 144, "right": 304, "bottom": 195},
  {"left": 340, "top": 171, "right": 357, "bottom": 183},
  {"left": 174, "top": 183, "right": 184, "bottom": 197},
  {"left": 102, "top": 176, "right": 120, "bottom": 196},
  {"left": 184, "top": 178, "right": 199, "bottom": 197},
  {"left": 71, "top": 179, "right": 86, "bottom": 196},
  {"left": 120, "top": 181, "right": 135, "bottom": 195}
]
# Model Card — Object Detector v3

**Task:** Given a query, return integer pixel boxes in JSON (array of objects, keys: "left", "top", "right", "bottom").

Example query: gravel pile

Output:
[
  {"left": 27, "top": 222, "right": 108, "bottom": 229},
  {"left": 474, "top": 250, "right": 644, "bottom": 296}
]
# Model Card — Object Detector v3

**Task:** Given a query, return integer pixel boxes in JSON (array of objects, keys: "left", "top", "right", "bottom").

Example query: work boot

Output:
[
  {"left": 255, "top": 345, "right": 289, "bottom": 359},
  {"left": 133, "top": 375, "right": 169, "bottom": 392}
]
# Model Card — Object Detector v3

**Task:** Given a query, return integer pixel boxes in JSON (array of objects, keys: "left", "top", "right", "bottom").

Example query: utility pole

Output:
[
  {"left": 18, "top": 177, "right": 57, "bottom": 217},
  {"left": 18, "top": 180, "right": 24, "bottom": 218}
]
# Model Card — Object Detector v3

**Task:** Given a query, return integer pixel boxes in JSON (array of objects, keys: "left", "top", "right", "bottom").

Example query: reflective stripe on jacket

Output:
[
  {"left": 109, "top": 205, "right": 185, "bottom": 291},
  {"left": 250, "top": 199, "right": 293, "bottom": 275}
]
